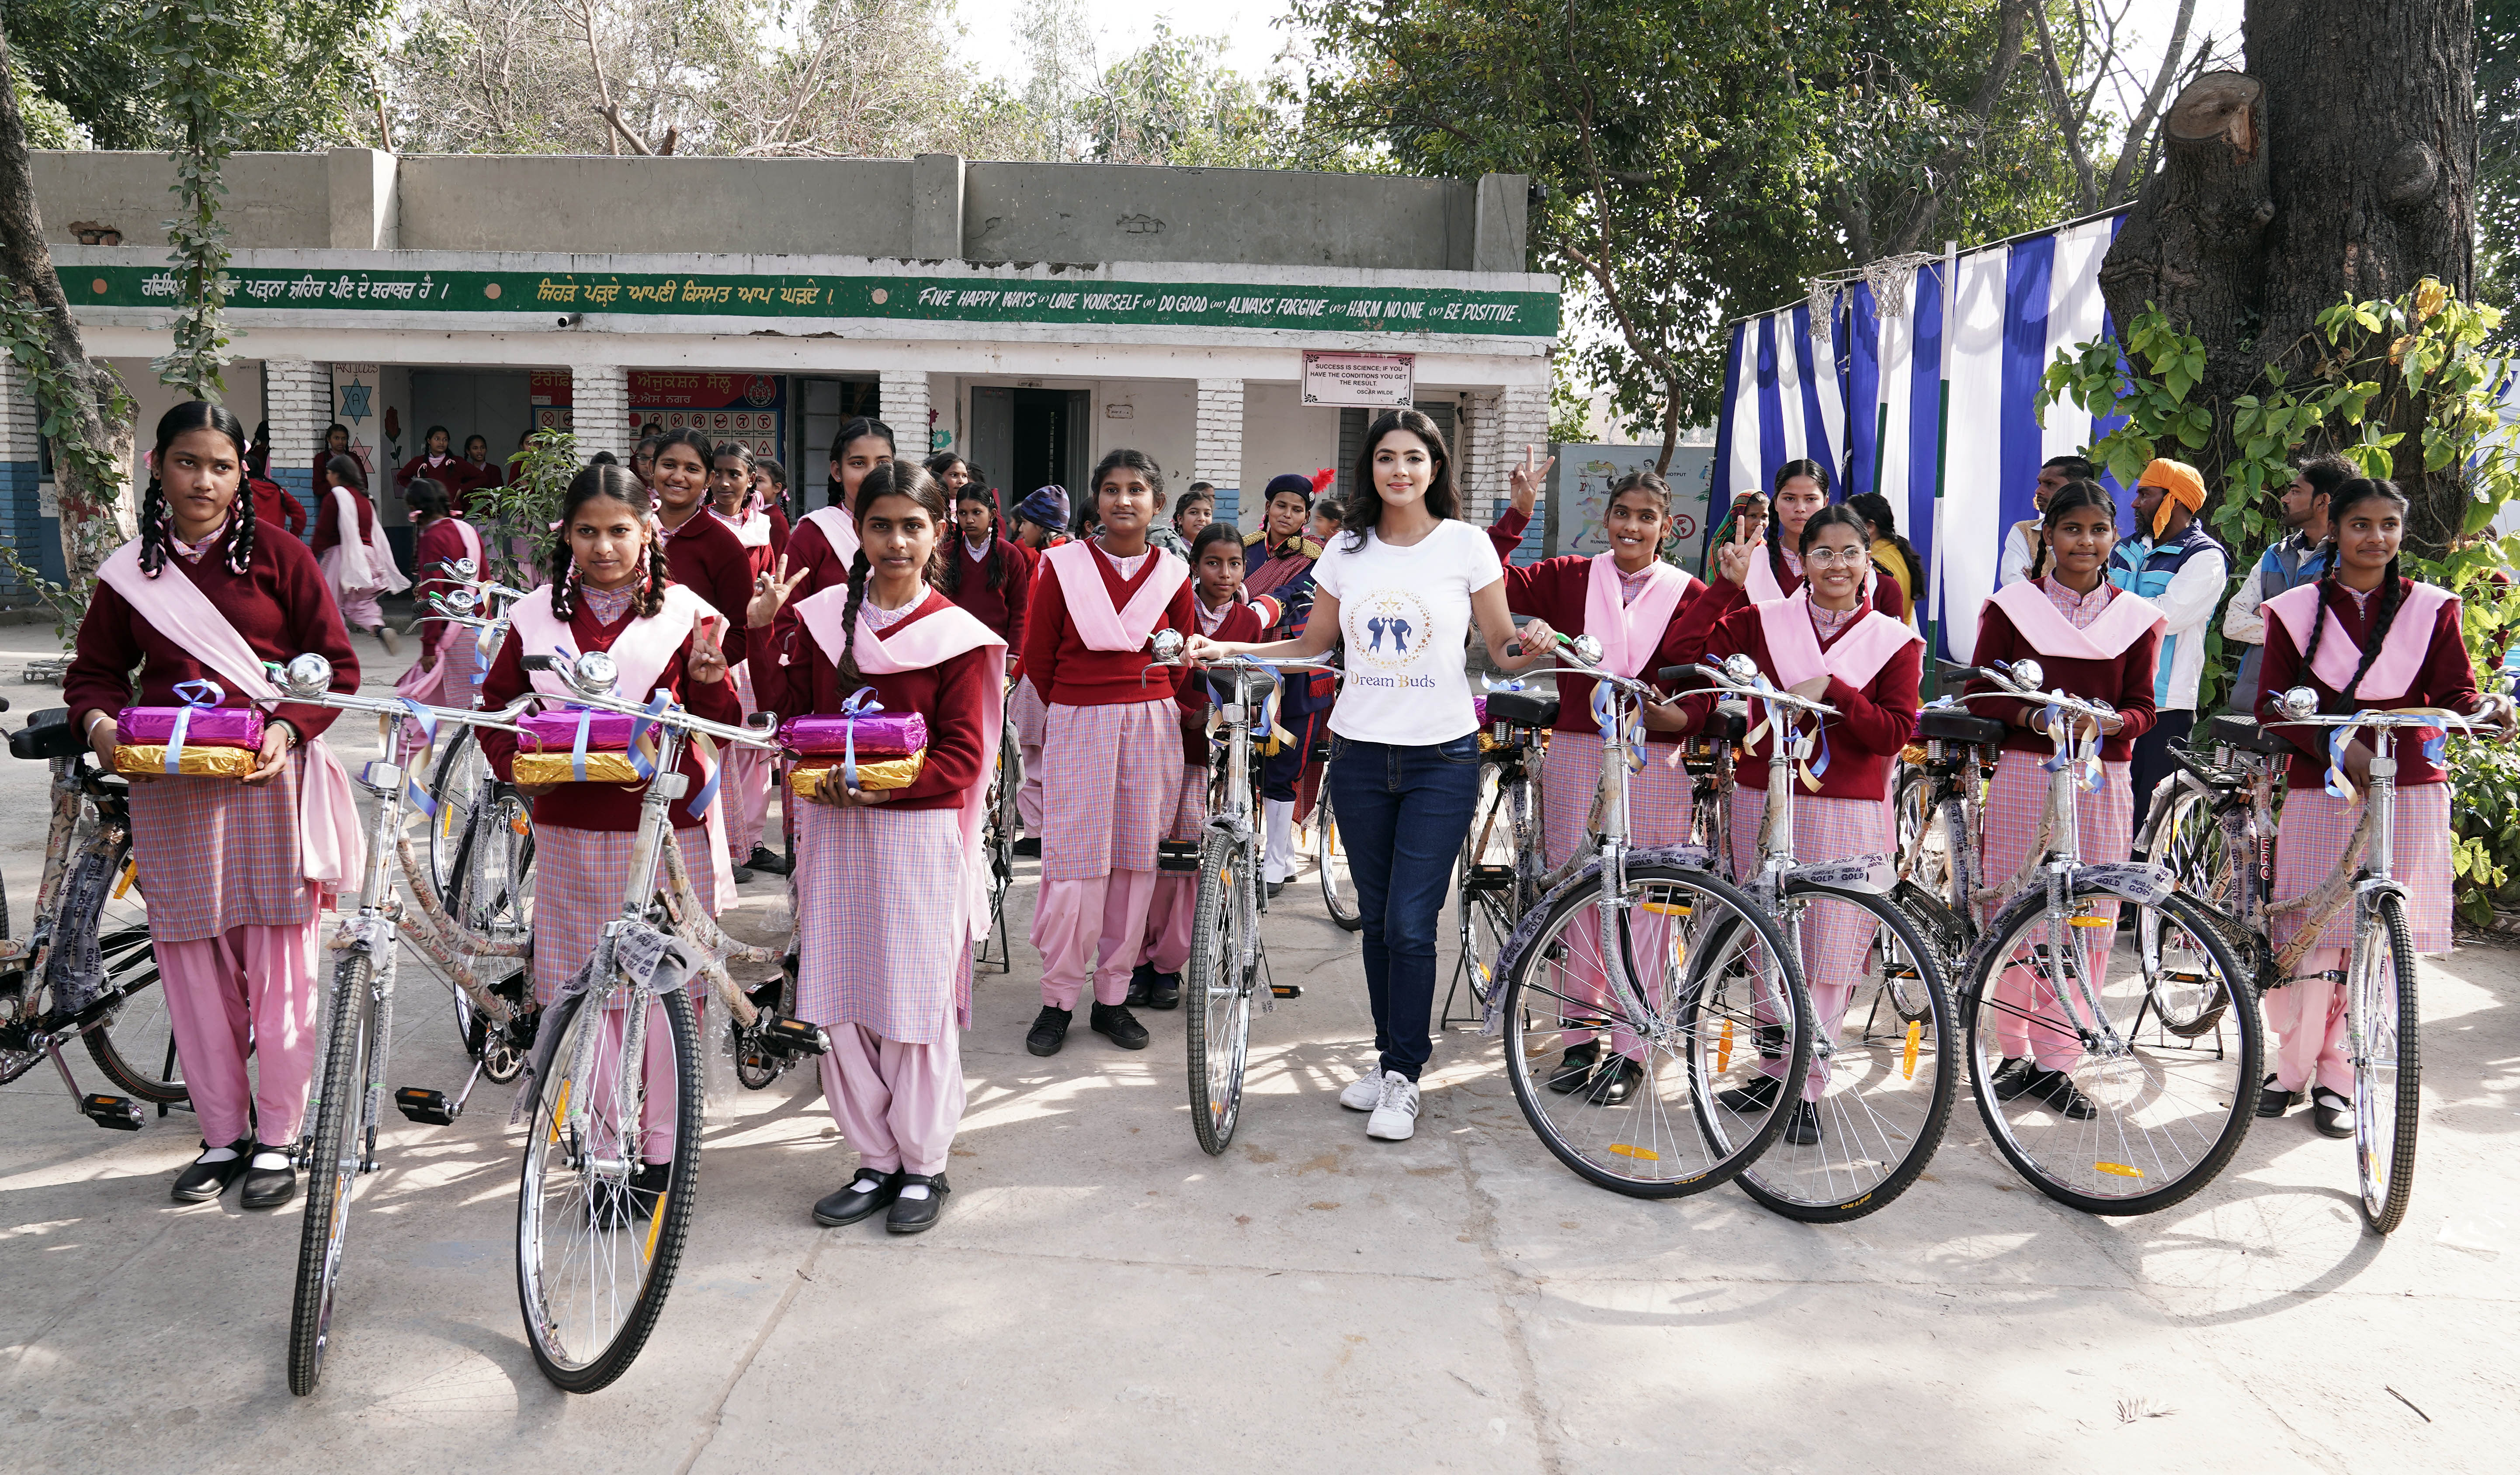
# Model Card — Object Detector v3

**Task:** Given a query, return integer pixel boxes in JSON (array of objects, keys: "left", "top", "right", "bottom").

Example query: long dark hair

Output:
[
  {"left": 1770, "top": 457, "right": 1830, "bottom": 585},
  {"left": 650, "top": 426, "right": 714, "bottom": 485},
  {"left": 139, "top": 401, "right": 257, "bottom": 578},
  {"left": 2297, "top": 478, "right": 2414, "bottom": 708},
  {"left": 837, "top": 461, "right": 949, "bottom": 683},
  {"left": 2042, "top": 478, "right": 2117, "bottom": 529},
  {"left": 548, "top": 464, "right": 669, "bottom": 622},
  {"left": 943, "top": 485, "right": 1009, "bottom": 597},
  {"left": 1340, "top": 408, "right": 1458, "bottom": 551},
  {"left": 1077, "top": 447, "right": 1164, "bottom": 537},
  {"left": 1848, "top": 490, "right": 1924, "bottom": 600},
  {"left": 324, "top": 453, "right": 368, "bottom": 493}
]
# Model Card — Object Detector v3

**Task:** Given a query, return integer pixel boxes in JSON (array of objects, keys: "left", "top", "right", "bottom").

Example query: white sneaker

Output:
[
  {"left": 1365, "top": 1071, "right": 1420, "bottom": 1141},
  {"left": 376, "top": 623, "right": 402, "bottom": 656},
  {"left": 1339, "top": 1064, "right": 1385, "bottom": 1111}
]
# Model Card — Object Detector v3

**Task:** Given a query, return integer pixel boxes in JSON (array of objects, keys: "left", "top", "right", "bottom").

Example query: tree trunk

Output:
[
  {"left": 2249, "top": 0, "right": 2477, "bottom": 556},
  {"left": 2099, "top": 72, "right": 2273, "bottom": 499},
  {"left": 0, "top": 31, "right": 135, "bottom": 590}
]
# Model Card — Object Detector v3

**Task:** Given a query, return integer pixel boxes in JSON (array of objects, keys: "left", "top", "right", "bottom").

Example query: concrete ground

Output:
[{"left": 5, "top": 625, "right": 2520, "bottom": 1474}]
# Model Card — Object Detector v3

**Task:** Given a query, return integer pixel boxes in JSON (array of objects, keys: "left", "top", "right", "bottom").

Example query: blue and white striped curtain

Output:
[{"left": 1709, "top": 212, "right": 2128, "bottom": 661}]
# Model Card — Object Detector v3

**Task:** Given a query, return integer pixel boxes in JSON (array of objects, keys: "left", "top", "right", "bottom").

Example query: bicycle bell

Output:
[
  {"left": 1148, "top": 629, "right": 1186, "bottom": 665},
  {"left": 570, "top": 649, "right": 621, "bottom": 697},
  {"left": 437, "top": 585, "right": 479, "bottom": 616},
  {"left": 1569, "top": 633, "right": 1604, "bottom": 667},
  {"left": 270, "top": 653, "right": 331, "bottom": 700},
  {"left": 2008, "top": 658, "right": 2044, "bottom": 692},
  {"left": 1721, "top": 653, "right": 1760, "bottom": 686},
  {"left": 450, "top": 555, "right": 477, "bottom": 579},
  {"left": 2280, "top": 686, "right": 2320, "bottom": 720}
]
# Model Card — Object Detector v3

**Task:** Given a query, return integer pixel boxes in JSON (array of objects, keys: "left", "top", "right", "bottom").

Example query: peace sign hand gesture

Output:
[
  {"left": 687, "top": 615, "right": 730, "bottom": 685},
  {"left": 1715, "top": 516, "right": 1763, "bottom": 589},
  {"left": 747, "top": 553, "right": 809, "bottom": 629},
  {"left": 1506, "top": 444, "right": 1555, "bottom": 518}
]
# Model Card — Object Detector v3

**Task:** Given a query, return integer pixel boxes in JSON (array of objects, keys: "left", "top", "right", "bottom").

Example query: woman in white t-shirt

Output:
[{"left": 1188, "top": 408, "right": 1551, "bottom": 1142}]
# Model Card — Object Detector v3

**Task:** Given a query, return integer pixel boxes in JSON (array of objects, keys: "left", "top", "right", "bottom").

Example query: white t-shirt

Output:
[{"left": 1312, "top": 519, "right": 1506, "bottom": 745}]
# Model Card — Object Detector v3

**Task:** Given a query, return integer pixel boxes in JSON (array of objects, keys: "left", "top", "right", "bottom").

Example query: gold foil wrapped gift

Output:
[
  {"left": 512, "top": 750, "right": 649, "bottom": 786},
  {"left": 115, "top": 744, "right": 261, "bottom": 779},
  {"left": 789, "top": 751, "right": 926, "bottom": 800}
]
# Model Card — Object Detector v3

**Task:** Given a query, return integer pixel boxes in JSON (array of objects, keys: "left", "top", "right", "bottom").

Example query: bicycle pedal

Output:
[
  {"left": 81, "top": 1093, "right": 145, "bottom": 1131},
  {"left": 760, "top": 1016, "right": 828, "bottom": 1057},
  {"left": 1156, "top": 840, "right": 1202, "bottom": 873},
  {"left": 1269, "top": 983, "right": 1302, "bottom": 1000},
  {"left": 1465, "top": 864, "right": 1517, "bottom": 892},
  {"left": 393, "top": 1086, "right": 458, "bottom": 1126}
]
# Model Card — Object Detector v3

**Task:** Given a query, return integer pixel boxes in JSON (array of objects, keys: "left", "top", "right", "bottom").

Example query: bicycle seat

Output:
[
  {"left": 10, "top": 708, "right": 80, "bottom": 762},
  {"left": 1919, "top": 709, "right": 2008, "bottom": 748},
  {"left": 1700, "top": 708, "right": 1746, "bottom": 743},
  {"left": 2205, "top": 713, "right": 2294, "bottom": 757},
  {"left": 1485, "top": 690, "right": 1560, "bottom": 729}
]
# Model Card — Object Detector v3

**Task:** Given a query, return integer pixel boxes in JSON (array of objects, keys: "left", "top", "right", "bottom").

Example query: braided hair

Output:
[
  {"left": 1770, "top": 457, "right": 1830, "bottom": 587},
  {"left": 836, "top": 460, "right": 948, "bottom": 683},
  {"left": 2296, "top": 478, "right": 2412, "bottom": 709},
  {"left": 137, "top": 401, "right": 257, "bottom": 578},
  {"left": 943, "top": 485, "right": 1009, "bottom": 597},
  {"left": 548, "top": 464, "right": 669, "bottom": 622}
]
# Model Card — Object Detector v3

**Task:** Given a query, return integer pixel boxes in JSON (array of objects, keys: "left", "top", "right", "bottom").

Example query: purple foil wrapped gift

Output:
[
  {"left": 117, "top": 705, "right": 264, "bottom": 749},
  {"left": 779, "top": 711, "right": 928, "bottom": 757},
  {"left": 518, "top": 708, "right": 644, "bottom": 752}
]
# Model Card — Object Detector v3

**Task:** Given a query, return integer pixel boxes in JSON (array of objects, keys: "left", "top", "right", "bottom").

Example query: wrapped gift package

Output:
[
  {"left": 117, "top": 705, "right": 265, "bottom": 749},
  {"left": 789, "top": 751, "right": 926, "bottom": 798},
  {"left": 115, "top": 744, "right": 260, "bottom": 779},
  {"left": 517, "top": 708, "right": 645, "bottom": 751},
  {"left": 779, "top": 711, "right": 927, "bottom": 757},
  {"left": 512, "top": 750, "right": 648, "bottom": 786}
]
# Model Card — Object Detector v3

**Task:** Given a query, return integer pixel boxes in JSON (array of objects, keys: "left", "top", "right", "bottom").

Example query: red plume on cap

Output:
[{"left": 1307, "top": 467, "right": 1337, "bottom": 495}]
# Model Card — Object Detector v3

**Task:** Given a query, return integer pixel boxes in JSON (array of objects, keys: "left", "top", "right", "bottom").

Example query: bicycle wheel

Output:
[
  {"left": 1734, "top": 885, "right": 1957, "bottom": 1222},
  {"left": 517, "top": 982, "right": 701, "bottom": 1394},
  {"left": 1966, "top": 886, "right": 2259, "bottom": 1215},
  {"left": 1184, "top": 830, "right": 1253, "bottom": 1154},
  {"left": 289, "top": 949, "right": 378, "bottom": 1395},
  {"left": 1893, "top": 765, "right": 1931, "bottom": 878},
  {"left": 426, "top": 730, "right": 487, "bottom": 900},
  {"left": 450, "top": 789, "right": 536, "bottom": 1081},
  {"left": 2353, "top": 893, "right": 2421, "bottom": 1235},
  {"left": 1316, "top": 784, "right": 1360, "bottom": 931},
  {"left": 2135, "top": 788, "right": 2236, "bottom": 1039},
  {"left": 1502, "top": 862, "right": 1811, "bottom": 1198},
  {"left": 79, "top": 847, "right": 186, "bottom": 1103},
  {"left": 1458, "top": 768, "right": 1528, "bottom": 1008}
]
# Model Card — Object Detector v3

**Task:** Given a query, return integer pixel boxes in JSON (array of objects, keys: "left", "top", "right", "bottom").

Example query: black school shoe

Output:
[
  {"left": 2256, "top": 1073, "right": 2305, "bottom": 1118},
  {"left": 2311, "top": 1087, "right": 2355, "bottom": 1139},
  {"left": 1013, "top": 837, "right": 1042, "bottom": 857},
  {"left": 1026, "top": 1005, "right": 1072, "bottom": 1056},
  {"left": 813, "top": 1167, "right": 905, "bottom": 1227},
  {"left": 1127, "top": 962, "right": 1155, "bottom": 1006},
  {"left": 1715, "top": 1072, "right": 1783, "bottom": 1115},
  {"left": 170, "top": 1139, "right": 253, "bottom": 1203},
  {"left": 2017, "top": 1067, "right": 2097, "bottom": 1121},
  {"left": 1585, "top": 1055, "right": 1645, "bottom": 1106},
  {"left": 629, "top": 1162, "right": 672, "bottom": 1219},
  {"left": 1783, "top": 1101, "right": 1822, "bottom": 1145},
  {"left": 745, "top": 845, "right": 792, "bottom": 878},
  {"left": 1547, "top": 1040, "right": 1603, "bottom": 1094},
  {"left": 1142, "top": 971, "right": 1181, "bottom": 1010},
  {"left": 1090, "top": 1002, "right": 1150, "bottom": 1050},
  {"left": 1989, "top": 1058, "right": 2036, "bottom": 1099},
  {"left": 240, "top": 1150, "right": 298, "bottom": 1210},
  {"left": 886, "top": 1174, "right": 949, "bottom": 1234}
]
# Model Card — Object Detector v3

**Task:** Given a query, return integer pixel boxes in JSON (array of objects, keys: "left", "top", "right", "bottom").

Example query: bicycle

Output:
[
  {"left": 973, "top": 698, "right": 1022, "bottom": 973},
  {"left": 1444, "top": 688, "right": 1552, "bottom": 1030},
  {"left": 1924, "top": 659, "right": 2260, "bottom": 1216},
  {"left": 0, "top": 705, "right": 183, "bottom": 1125},
  {"left": 1165, "top": 637, "right": 1339, "bottom": 1153},
  {"left": 1489, "top": 637, "right": 1814, "bottom": 1199},
  {"left": 1667, "top": 652, "right": 1960, "bottom": 1222},
  {"left": 501, "top": 647, "right": 810, "bottom": 1392},
  {"left": 1313, "top": 736, "right": 1359, "bottom": 931}
]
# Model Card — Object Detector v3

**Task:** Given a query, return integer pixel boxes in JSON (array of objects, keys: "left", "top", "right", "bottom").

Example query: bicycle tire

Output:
[
  {"left": 1316, "top": 784, "right": 1360, "bottom": 931},
  {"left": 2136, "top": 788, "right": 2235, "bottom": 1039},
  {"left": 1184, "top": 830, "right": 1253, "bottom": 1155},
  {"left": 1965, "top": 886, "right": 2259, "bottom": 1216},
  {"left": 289, "top": 949, "right": 378, "bottom": 1395},
  {"left": 83, "top": 918, "right": 182, "bottom": 1102},
  {"left": 1733, "top": 883, "right": 1958, "bottom": 1222},
  {"left": 1502, "top": 862, "right": 1812, "bottom": 1199},
  {"left": 2354, "top": 893, "right": 2421, "bottom": 1235},
  {"left": 517, "top": 983, "right": 701, "bottom": 1394},
  {"left": 426, "top": 730, "right": 486, "bottom": 900}
]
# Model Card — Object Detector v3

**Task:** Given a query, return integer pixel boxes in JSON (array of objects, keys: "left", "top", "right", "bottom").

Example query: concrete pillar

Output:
[
  {"left": 572, "top": 365, "right": 630, "bottom": 462},
  {"left": 1194, "top": 378, "right": 1245, "bottom": 527},
  {"left": 879, "top": 369, "right": 931, "bottom": 454},
  {"left": 1461, "top": 389, "right": 1506, "bottom": 521},
  {"left": 1474, "top": 175, "right": 1530, "bottom": 274},
  {"left": 910, "top": 154, "right": 965, "bottom": 260},
  {"left": 1493, "top": 383, "right": 1550, "bottom": 557},
  {"left": 264, "top": 360, "right": 330, "bottom": 508},
  {"left": 0, "top": 355, "right": 48, "bottom": 594},
  {"left": 327, "top": 148, "right": 400, "bottom": 249}
]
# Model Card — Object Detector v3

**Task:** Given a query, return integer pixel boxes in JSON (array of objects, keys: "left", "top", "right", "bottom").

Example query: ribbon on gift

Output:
[
  {"left": 838, "top": 686, "right": 883, "bottom": 793},
  {"left": 1738, "top": 674, "right": 1829, "bottom": 791},
  {"left": 159, "top": 679, "right": 225, "bottom": 775}
]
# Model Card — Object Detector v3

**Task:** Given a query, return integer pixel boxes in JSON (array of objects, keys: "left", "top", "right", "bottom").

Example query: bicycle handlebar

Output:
[{"left": 1658, "top": 657, "right": 1840, "bottom": 720}]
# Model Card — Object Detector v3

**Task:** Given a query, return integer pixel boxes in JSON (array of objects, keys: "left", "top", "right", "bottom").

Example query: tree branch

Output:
[{"left": 2102, "top": 0, "right": 2194, "bottom": 207}]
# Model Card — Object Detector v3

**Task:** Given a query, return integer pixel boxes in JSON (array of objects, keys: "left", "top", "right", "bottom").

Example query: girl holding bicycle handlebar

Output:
[
  {"left": 1665, "top": 505, "right": 1922, "bottom": 1143},
  {"left": 2254, "top": 478, "right": 2501, "bottom": 1136},
  {"left": 65, "top": 401, "right": 363, "bottom": 1208},
  {"left": 1964, "top": 480, "right": 2164, "bottom": 1120},
  {"left": 756, "top": 461, "right": 1004, "bottom": 1234}
]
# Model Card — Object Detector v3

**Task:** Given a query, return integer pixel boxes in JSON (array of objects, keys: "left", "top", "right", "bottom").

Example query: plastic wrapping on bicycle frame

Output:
[
  {"left": 508, "top": 920, "right": 699, "bottom": 1127},
  {"left": 1482, "top": 841, "right": 1717, "bottom": 1036}
]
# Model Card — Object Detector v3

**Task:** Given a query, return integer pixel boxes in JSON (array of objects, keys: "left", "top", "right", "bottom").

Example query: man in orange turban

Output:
[{"left": 2107, "top": 454, "right": 2230, "bottom": 823}]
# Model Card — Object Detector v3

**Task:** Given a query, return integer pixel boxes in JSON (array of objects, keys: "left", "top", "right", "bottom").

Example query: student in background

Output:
[
  {"left": 245, "top": 422, "right": 308, "bottom": 539},
  {"left": 1153, "top": 483, "right": 1214, "bottom": 559},
  {"left": 1004, "top": 484, "right": 1069, "bottom": 854},
  {"left": 2106, "top": 457, "right": 2229, "bottom": 817},
  {"left": 1849, "top": 491, "right": 1926, "bottom": 630},
  {"left": 1999, "top": 456, "right": 2095, "bottom": 588},
  {"left": 2223, "top": 453, "right": 2346, "bottom": 701},
  {"left": 314, "top": 452, "right": 407, "bottom": 654},
  {"left": 1241, "top": 473, "right": 1332, "bottom": 889},
  {"left": 944, "top": 482, "right": 1033, "bottom": 654},
  {"left": 448, "top": 433, "right": 506, "bottom": 514},
  {"left": 398, "top": 424, "right": 458, "bottom": 499}
]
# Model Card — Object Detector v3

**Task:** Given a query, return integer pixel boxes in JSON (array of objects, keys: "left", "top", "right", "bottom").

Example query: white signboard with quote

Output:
[{"left": 1302, "top": 351, "right": 1416, "bottom": 408}]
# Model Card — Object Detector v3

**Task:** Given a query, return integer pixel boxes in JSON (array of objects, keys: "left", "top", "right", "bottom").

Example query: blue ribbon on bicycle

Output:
[
  {"left": 1740, "top": 675, "right": 1828, "bottom": 791},
  {"left": 399, "top": 698, "right": 441, "bottom": 817},
  {"left": 2325, "top": 722, "right": 2360, "bottom": 802},
  {"left": 838, "top": 686, "right": 883, "bottom": 793},
  {"left": 2039, "top": 703, "right": 2106, "bottom": 792},
  {"left": 161, "top": 678, "right": 224, "bottom": 774},
  {"left": 1589, "top": 682, "right": 1646, "bottom": 773},
  {"left": 627, "top": 689, "right": 670, "bottom": 781}
]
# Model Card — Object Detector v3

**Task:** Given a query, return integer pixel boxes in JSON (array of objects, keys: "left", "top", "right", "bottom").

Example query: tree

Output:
[
  {"left": 2101, "top": 0, "right": 2482, "bottom": 555},
  {"left": 2478, "top": 0, "right": 2518, "bottom": 334}
]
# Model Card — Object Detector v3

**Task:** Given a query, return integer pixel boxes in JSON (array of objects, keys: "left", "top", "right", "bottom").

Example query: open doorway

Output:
[{"left": 969, "top": 386, "right": 1090, "bottom": 514}]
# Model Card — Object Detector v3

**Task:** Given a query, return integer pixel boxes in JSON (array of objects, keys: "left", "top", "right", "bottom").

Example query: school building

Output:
[{"left": 1, "top": 148, "right": 1558, "bottom": 585}]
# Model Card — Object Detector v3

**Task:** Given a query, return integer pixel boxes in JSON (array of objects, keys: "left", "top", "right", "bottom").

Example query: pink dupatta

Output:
[
  {"left": 1043, "top": 540, "right": 1189, "bottom": 650},
  {"left": 1583, "top": 554, "right": 1695, "bottom": 677},
  {"left": 1987, "top": 579, "right": 2164, "bottom": 661},
  {"left": 2264, "top": 582, "right": 2457, "bottom": 696}
]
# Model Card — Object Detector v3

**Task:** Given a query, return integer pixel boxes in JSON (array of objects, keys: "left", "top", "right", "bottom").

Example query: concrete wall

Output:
[
  {"left": 31, "top": 153, "right": 330, "bottom": 249},
  {"left": 961, "top": 163, "right": 1477, "bottom": 270},
  {"left": 395, "top": 156, "right": 916, "bottom": 256},
  {"left": 1236, "top": 382, "right": 1341, "bottom": 528},
  {"left": 1088, "top": 380, "right": 1197, "bottom": 499}
]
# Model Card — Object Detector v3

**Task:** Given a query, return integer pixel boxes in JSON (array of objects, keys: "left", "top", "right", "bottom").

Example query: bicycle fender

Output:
[
  {"left": 2071, "top": 861, "right": 2180, "bottom": 907},
  {"left": 1784, "top": 853, "right": 1898, "bottom": 895},
  {"left": 2353, "top": 875, "right": 2410, "bottom": 908},
  {"left": 1486, "top": 843, "right": 1716, "bottom": 1033}
]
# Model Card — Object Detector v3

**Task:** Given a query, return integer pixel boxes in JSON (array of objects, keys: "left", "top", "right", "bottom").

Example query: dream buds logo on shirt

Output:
[{"left": 1348, "top": 590, "right": 1435, "bottom": 671}]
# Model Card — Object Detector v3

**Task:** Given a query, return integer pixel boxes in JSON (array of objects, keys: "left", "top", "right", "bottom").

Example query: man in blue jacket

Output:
[
  {"left": 2221, "top": 453, "right": 2349, "bottom": 700},
  {"left": 2108, "top": 457, "right": 2230, "bottom": 820}
]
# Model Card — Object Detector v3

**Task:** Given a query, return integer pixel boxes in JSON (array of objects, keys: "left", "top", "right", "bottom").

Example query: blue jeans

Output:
[{"left": 1327, "top": 735, "right": 1483, "bottom": 1080}]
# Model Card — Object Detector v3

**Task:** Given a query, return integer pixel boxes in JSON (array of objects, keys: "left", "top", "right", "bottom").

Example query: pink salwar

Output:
[
  {"left": 154, "top": 918, "right": 323, "bottom": 1147},
  {"left": 722, "top": 659, "right": 776, "bottom": 861},
  {"left": 1038, "top": 870, "right": 1160, "bottom": 1008},
  {"left": 818, "top": 1025, "right": 966, "bottom": 1175},
  {"left": 1011, "top": 675, "right": 1048, "bottom": 834},
  {"left": 1726, "top": 784, "right": 1892, "bottom": 1101},
  {"left": 1979, "top": 751, "right": 2134, "bottom": 1071},
  {"left": 1139, "top": 764, "right": 1206, "bottom": 976},
  {"left": 1031, "top": 698, "right": 1182, "bottom": 1008}
]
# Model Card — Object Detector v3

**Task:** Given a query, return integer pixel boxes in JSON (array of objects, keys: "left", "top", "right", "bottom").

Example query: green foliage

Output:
[
  {"left": 2449, "top": 741, "right": 2520, "bottom": 928},
  {"left": 141, "top": 0, "right": 238, "bottom": 401},
  {"left": 0, "top": 289, "right": 133, "bottom": 633},
  {"left": 467, "top": 429, "right": 581, "bottom": 588},
  {"left": 8, "top": 62, "right": 87, "bottom": 148},
  {"left": 2482, "top": 0, "right": 2520, "bottom": 347}
]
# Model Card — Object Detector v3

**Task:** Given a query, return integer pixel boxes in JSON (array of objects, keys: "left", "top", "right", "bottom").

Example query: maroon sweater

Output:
[
  {"left": 250, "top": 477, "right": 307, "bottom": 538},
  {"left": 752, "top": 589, "right": 991, "bottom": 812},
  {"left": 1488, "top": 507, "right": 1702, "bottom": 745},
  {"left": 312, "top": 485, "right": 377, "bottom": 557},
  {"left": 475, "top": 595, "right": 741, "bottom": 831},
  {"left": 1670, "top": 599, "right": 1922, "bottom": 800},
  {"left": 782, "top": 510, "right": 853, "bottom": 602},
  {"left": 1021, "top": 543, "right": 1199, "bottom": 708},
  {"left": 1965, "top": 585, "right": 2161, "bottom": 764},
  {"left": 946, "top": 534, "right": 1035, "bottom": 651},
  {"left": 65, "top": 526, "right": 359, "bottom": 741},
  {"left": 656, "top": 506, "right": 754, "bottom": 668},
  {"left": 2254, "top": 576, "right": 2480, "bottom": 790},
  {"left": 410, "top": 516, "right": 478, "bottom": 652}
]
